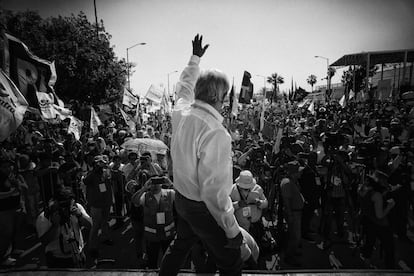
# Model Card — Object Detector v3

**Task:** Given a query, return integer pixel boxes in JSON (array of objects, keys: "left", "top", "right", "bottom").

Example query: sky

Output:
[{"left": 2, "top": 0, "right": 414, "bottom": 97}]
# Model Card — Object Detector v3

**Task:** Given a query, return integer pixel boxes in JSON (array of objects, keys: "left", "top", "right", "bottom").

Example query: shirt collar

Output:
[{"left": 192, "top": 100, "right": 224, "bottom": 123}]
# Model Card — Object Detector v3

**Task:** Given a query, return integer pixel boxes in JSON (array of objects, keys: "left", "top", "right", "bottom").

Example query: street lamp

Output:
[
  {"left": 315, "top": 55, "right": 330, "bottom": 98},
  {"left": 126, "top": 42, "right": 146, "bottom": 91},
  {"left": 167, "top": 70, "right": 178, "bottom": 96}
]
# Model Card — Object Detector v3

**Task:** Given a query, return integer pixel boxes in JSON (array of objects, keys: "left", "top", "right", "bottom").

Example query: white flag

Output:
[
  {"left": 145, "top": 84, "right": 164, "bottom": 104},
  {"left": 90, "top": 106, "right": 102, "bottom": 135},
  {"left": 119, "top": 108, "right": 136, "bottom": 135},
  {"left": 35, "top": 92, "right": 71, "bottom": 121},
  {"left": 0, "top": 69, "right": 28, "bottom": 141},
  {"left": 308, "top": 100, "right": 315, "bottom": 115},
  {"left": 68, "top": 116, "right": 83, "bottom": 140},
  {"left": 339, "top": 94, "right": 346, "bottom": 107}
]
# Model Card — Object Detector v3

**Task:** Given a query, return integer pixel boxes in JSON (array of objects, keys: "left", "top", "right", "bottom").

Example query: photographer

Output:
[
  {"left": 131, "top": 175, "right": 175, "bottom": 269},
  {"left": 36, "top": 187, "right": 92, "bottom": 268},
  {"left": 359, "top": 171, "right": 395, "bottom": 269},
  {"left": 84, "top": 155, "right": 113, "bottom": 259}
]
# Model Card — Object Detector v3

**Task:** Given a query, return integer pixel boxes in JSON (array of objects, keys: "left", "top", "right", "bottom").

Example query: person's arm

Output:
[
  {"left": 256, "top": 187, "right": 268, "bottom": 209},
  {"left": 131, "top": 179, "right": 151, "bottom": 207},
  {"left": 72, "top": 203, "right": 92, "bottom": 228},
  {"left": 198, "top": 129, "right": 241, "bottom": 239},
  {"left": 174, "top": 34, "right": 208, "bottom": 112},
  {"left": 373, "top": 192, "right": 395, "bottom": 219}
]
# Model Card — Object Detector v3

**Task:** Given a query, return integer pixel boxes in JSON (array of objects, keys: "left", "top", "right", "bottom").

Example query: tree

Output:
[
  {"left": 3, "top": 10, "right": 128, "bottom": 104},
  {"left": 267, "top": 73, "right": 284, "bottom": 102},
  {"left": 306, "top": 74, "right": 317, "bottom": 92}
]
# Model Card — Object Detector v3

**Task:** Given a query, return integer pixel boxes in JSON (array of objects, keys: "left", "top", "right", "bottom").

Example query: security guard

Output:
[{"left": 131, "top": 175, "right": 175, "bottom": 269}]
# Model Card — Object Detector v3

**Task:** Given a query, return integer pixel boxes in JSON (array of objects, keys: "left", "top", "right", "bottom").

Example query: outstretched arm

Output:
[{"left": 174, "top": 34, "right": 209, "bottom": 110}]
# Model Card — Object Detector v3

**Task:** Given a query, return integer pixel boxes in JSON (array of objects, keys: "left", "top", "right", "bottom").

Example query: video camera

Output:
[{"left": 323, "top": 131, "right": 345, "bottom": 152}]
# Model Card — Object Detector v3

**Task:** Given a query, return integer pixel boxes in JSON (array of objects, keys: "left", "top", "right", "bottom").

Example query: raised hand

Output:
[{"left": 192, "top": 34, "right": 209, "bottom": 58}]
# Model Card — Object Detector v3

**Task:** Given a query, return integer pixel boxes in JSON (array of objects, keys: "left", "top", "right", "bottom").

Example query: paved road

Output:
[{"left": 6, "top": 211, "right": 414, "bottom": 272}]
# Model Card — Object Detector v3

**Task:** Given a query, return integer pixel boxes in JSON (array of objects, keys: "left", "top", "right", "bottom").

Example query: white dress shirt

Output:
[{"left": 171, "top": 55, "right": 240, "bottom": 239}]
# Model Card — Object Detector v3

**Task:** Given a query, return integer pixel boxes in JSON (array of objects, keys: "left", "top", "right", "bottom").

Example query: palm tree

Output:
[
  {"left": 307, "top": 74, "right": 317, "bottom": 92},
  {"left": 267, "top": 73, "right": 284, "bottom": 102}
]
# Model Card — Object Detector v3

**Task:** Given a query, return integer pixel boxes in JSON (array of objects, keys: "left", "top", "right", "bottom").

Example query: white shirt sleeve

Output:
[
  {"left": 36, "top": 212, "right": 52, "bottom": 238},
  {"left": 174, "top": 55, "right": 200, "bottom": 112},
  {"left": 198, "top": 128, "right": 241, "bottom": 239}
]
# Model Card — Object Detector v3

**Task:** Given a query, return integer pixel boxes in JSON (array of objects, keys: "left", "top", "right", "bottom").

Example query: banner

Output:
[
  {"left": 122, "top": 87, "right": 138, "bottom": 108},
  {"left": 0, "top": 69, "right": 28, "bottom": 141},
  {"left": 238, "top": 71, "right": 253, "bottom": 104},
  {"left": 68, "top": 116, "right": 83, "bottom": 140},
  {"left": 119, "top": 108, "right": 136, "bottom": 135},
  {"left": 145, "top": 84, "right": 164, "bottom": 104},
  {"left": 90, "top": 106, "right": 102, "bottom": 135},
  {"left": 4, "top": 33, "right": 57, "bottom": 108}
]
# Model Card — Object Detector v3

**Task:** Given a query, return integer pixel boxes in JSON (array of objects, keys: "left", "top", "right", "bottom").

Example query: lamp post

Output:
[
  {"left": 167, "top": 70, "right": 178, "bottom": 96},
  {"left": 126, "top": 42, "right": 146, "bottom": 91},
  {"left": 315, "top": 55, "right": 330, "bottom": 99}
]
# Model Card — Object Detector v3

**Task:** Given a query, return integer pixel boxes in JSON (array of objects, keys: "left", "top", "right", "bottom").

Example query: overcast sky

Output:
[{"left": 2, "top": 0, "right": 414, "bottom": 97}]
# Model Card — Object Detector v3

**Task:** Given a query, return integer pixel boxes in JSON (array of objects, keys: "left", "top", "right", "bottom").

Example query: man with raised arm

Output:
[{"left": 159, "top": 34, "right": 243, "bottom": 275}]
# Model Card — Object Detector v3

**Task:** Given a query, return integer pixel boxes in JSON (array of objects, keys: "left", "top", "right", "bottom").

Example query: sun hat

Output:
[{"left": 236, "top": 170, "right": 256, "bottom": 189}]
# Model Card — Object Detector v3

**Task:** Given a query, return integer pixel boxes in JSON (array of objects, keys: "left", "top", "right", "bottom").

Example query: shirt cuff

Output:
[
  {"left": 226, "top": 221, "right": 241, "bottom": 239},
  {"left": 189, "top": 55, "right": 200, "bottom": 65}
]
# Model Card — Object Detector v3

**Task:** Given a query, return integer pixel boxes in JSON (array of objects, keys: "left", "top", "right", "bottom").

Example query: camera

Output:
[
  {"left": 45, "top": 199, "right": 73, "bottom": 224},
  {"left": 323, "top": 131, "right": 345, "bottom": 152},
  {"left": 150, "top": 176, "right": 165, "bottom": 185}
]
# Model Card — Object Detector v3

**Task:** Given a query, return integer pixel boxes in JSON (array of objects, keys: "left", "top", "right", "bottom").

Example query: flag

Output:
[
  {"left": 349, "top": 89, "right": 355, "bottom": 100},
  {"left": 308, "top": 100, "right": 315, "bottom": 115},
  {"left": 145, "top": 84, "right": 164, "bottom": 104},
  {"left": 0, "top": 69, "right": 28, "bottom": 141},
  {"left": 293, "top": 86, "right": 309, "bottom": 102},
  {"left": 339, "top": 94, "right": 346, "bottom": 107},
  {"left": 4, "top": 33, "right": 58, "bottom": 109},
  {"left": 36, "top": 92, "right": 71, "bottom": 121},
  {"left": 122, "top": 87, "right": 138, "bottom": 108},
  {"left": 90, "top": 106, "right": 102, "bottom": 135},
  {"left": 119, "top": 107, "right": 136, "bottom": 135},
  {"left": 229, "top": 84, "right": 239, "bottom": 117},
  {"left": 68, "top": 116, "right": 83, "bottom": 140},
  {"left": 272, "top": 127, "right": 283, "bottom": 154},
  {"left": 160, "top": 89, "right": 171, "bottom": 114},
  {"left": 238, "top": 71, "right": 253, "bottom": 104}
]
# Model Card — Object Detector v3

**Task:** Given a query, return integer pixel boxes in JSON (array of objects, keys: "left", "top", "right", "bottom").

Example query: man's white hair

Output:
[{"left": 195, "top": 69, "right": 230, "bottom": 105}]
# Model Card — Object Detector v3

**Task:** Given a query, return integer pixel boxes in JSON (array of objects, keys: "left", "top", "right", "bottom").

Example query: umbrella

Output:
[{"left": 121, "top": 138, "right": 168, "bottom": 155}]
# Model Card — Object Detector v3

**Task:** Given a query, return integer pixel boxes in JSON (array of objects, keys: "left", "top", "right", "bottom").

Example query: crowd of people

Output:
[{"left": 1, "top": 34, "right": 414, "bottom": 273}]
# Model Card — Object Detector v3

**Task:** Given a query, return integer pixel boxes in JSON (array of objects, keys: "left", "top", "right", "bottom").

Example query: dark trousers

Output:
[
  {"left": 159, "top": 192, "right": 242, "bottom": 276},
  {"left": 322, "top": 196, "right": 345, "bottom": 239},
  {"left": 146, "top": 239, "right": 171, "bottom": 269},
  {"left": 361, "top": 219, "right": 395, "bottom": 269}
]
